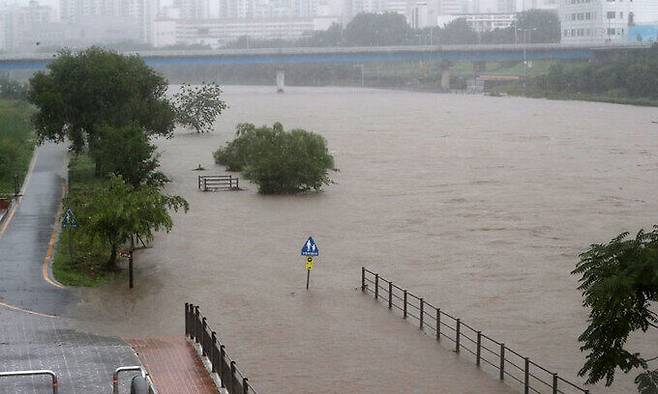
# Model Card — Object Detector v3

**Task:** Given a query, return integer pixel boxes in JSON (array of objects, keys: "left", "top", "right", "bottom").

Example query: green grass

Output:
[
  {"left": 0, "top": 100, "right": 35, "bottom": 195},
  {"left": 51, "top": 154, "right": 121, "bottom": 287}
]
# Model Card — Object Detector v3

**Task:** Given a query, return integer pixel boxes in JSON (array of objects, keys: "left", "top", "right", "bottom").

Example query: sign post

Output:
[
  {"left": 61, "top": 208, "right": 78, "bottom": 267},
  {"left": 300, "top": 236, "right": 319, "bottom": 290}
]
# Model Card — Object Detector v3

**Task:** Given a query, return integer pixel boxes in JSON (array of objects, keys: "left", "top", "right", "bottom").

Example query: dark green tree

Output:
[
  {"left": 28, "top": 47, "right": 176, "bottom": 162},
  {"left": 439, "top": 18, "right": 478, "bottom": 44},
  {"left": 343, "top": 12, "right": 411, "bottom": 46},
  {"left": 82, "top": 175, "right": 188, "bottom": 270},
  {"left": 94, "top": 125, "right": 168, "bottom": 188},
  {"left": 572, "top": 227, "right": 658, "bottom": 391}
]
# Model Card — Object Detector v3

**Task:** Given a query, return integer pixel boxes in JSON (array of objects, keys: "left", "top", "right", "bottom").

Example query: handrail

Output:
[
  {"left": 0, "top": 370, "right": 58, "bottom": 394},
  {"left": 185, "top": 303, "right": 259, "bottom": 394},
  {"left": 113, "top": 366, "right": 158, "bottom": 394},
  {"left": 361, "top": 267, "right": 590, "bottom": 394}
]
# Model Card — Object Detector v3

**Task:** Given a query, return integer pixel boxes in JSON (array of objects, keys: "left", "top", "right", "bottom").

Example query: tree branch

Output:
[{"left": 648, "top": 322, "right": 658, "bottom": 330}]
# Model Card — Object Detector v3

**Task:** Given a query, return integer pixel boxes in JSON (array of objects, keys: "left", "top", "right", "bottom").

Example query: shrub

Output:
[{"left": 214, "top": 123, "right": 334, "bottom": 194}]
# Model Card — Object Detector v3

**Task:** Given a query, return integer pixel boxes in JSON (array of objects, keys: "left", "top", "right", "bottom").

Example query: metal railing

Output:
[
  {"left": 0, "top": 370, "right": 58, "bottom": 393},
  {"left": 113, "top": 366, "right": 158, "bottom": 394},
  {"left": 198, "top": 175, "right": 240, "bottom": 191},
  {"left": 185, "top": 303, "right": 259, "bottom": 394},
  {"left": 361, "top": 268, "right": 590, "bottom": 394}
]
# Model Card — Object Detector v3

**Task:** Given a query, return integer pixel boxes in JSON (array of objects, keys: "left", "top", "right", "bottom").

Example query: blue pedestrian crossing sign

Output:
[
  {"left": 301, "top": 236, "right": 319, "bottom": 256},
  {"left": 62, "top": 208, "right": 78, "bottom": 229}
]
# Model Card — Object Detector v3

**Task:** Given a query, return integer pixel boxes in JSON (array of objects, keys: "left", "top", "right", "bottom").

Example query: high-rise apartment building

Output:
[{"left": 560, "top": 0, "right": 633, "bottom": 43}]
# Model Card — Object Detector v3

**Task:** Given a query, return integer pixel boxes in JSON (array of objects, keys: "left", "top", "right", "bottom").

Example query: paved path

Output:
[
  {"left": 128, "top": 337, "right": 217, "bottom": 394},
  {"left": 0, "top": 143, "right": 76, "bottom": 316},
  {"left": 0, "top": 143, "right": 144, "bottom": 393}
]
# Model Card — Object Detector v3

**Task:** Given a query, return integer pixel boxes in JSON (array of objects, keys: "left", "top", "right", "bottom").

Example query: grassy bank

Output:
[
  {"left": 51, "top": 154, "right": 123, "bottom": 287},
  {"left": 492, "top": 83, "right": 658, "bottom": 107},
  {"left": 0, "top": 100, "right": 35, "bottom": 195}
]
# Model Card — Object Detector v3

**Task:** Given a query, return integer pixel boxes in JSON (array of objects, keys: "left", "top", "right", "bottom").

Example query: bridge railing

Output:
[
  {"left": 185, "top": 303, "right": 259, "bottom": 394},
  {"left": 361, "top": 267, "right": 590, "bottom": 394}
]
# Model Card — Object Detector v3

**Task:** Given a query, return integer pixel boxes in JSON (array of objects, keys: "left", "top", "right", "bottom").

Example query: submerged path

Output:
[
  {"left": 0, "top": 143, "right": 144, "bottom": 393},
  {"left": 0, "top": 142, "right": 75, "bottom": 316}
]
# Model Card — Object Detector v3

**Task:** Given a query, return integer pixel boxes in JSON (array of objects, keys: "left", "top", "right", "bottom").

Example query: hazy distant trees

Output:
[
  {"left": 343, "top": 12, "right": 411, "bottom": 46},
  {"left": 514, "top": 9, "right": 561, "bottom": 43},
  {"left": 572, "top": 227, "right": 658, "bottom": 393}
]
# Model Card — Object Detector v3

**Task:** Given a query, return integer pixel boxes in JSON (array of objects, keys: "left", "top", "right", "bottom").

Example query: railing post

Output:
[
  {"left": 500, "top": 343, "right": 505, "bottom": 380},
  {"left": 211, "top": 332, "right": 217, "bottom": 373},
  {"left": 524, "top": 357, "right": 530, "bottom": 394},
  {"left": 455, "top": 318, "right": 461, "bottom": 353},
  {"left": 374, "top": 273, "right": 379, "bottom": 300},
  {"left": 243, "top": 377, "right": 249, "bottom": 394},
  {"left": 388, "top": 281, "right": 392, "bottom": 309},
  {"left": 236, "top": 178, "right": 239, "bottom": 189},
  {"left": 476, "top": 331, "right": 482, "bottom": 367},
  {"left": 552, "top": 373, "right": 558, "bottom": 394},
  {"left": 203, "top": 178, "right": 207, "bottom": 191},
  {"left": 361, "top": 267, "right": 365, "bottom": 292},
  {"left": 419, "top": 298, "right": 424, "bottom": 329},
  {"left": 185, "top": 303, "right": 189, "bottom": 337},
  {"left": 201, "top": 317, "right": 207, "bottom": 356},
  {"left": 52, "top": 373, "right": 58, "bottom": 394},
  {"left": 194, "top": 306, "right": 200, "bottom": 344},
  {"left": 403, "top": 290, "right": 408, "bottom": 319},
  {"left": 230, "top": 361, "right": 237, "bottom": 392},
  {"left": 219, "top": 345, "right": 226, "bottom": 388},
  {"left": 436, "top": 308, "right": 441, "bottom": 341}
]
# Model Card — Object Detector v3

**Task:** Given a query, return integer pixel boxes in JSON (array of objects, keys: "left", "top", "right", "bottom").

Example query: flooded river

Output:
[{"left": 71, "top": 86, "right": 658, "bottom": 393}]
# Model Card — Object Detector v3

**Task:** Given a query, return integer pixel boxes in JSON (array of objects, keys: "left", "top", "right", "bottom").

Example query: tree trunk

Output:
[
  {"left": 108, "top": 243, "right": 118, "bottom": 271},
  {"left": 95, "top": 158, "right": 102, "bottom": 177}
]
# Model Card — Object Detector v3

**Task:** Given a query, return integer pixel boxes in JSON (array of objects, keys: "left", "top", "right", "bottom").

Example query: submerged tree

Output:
[
  {"left": 572, "top": 227, "right": 658, "bottom": 392},
  {"left": 172, "top": 83, "right": 228, "bottom": 133}
]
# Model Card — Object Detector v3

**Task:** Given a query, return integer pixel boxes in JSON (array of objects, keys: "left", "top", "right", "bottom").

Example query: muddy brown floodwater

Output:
[{"left": 70, "top": 86, "right": 658, "bottom": 393}]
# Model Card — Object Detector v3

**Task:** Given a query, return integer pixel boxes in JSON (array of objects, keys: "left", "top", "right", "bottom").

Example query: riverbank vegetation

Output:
[
  {"left": 31, "top": 47, "right": 223, "bottom": 286},
  {"left": 214, "top": 123, "right": 334, "bottom": 194},
  {"left": 0, "top": 76, "right": 33, "bottom": 195},
  {"left": 495, "top": 45, "right": 658, "bottom": 106}
]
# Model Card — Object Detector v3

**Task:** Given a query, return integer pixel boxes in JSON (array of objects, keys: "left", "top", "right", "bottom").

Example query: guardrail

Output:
[
  {"left": 361, "top": 268, "right": 590, "bottom": 394},
  {"left": 0, "top": 370, "right": 58, "bottom": 393},
  {"left": 113, "top": 366, "right": 158, "bottom": 394},
  {"left": 198, "top": 175, "right": 239, "bottom": 191},
  {"left": 185, "top": 303, "right": 259, "bottom": 394}
]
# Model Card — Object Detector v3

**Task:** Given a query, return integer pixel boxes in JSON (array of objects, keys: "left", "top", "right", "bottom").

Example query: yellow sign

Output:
[{"left": 305, "top": 256, "right": 314, "bottom": 271}]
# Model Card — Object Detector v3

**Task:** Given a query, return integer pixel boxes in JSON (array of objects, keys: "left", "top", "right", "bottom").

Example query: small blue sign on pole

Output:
[
  {"left": 301, "top": 236, "right": 319, "bottom": 256},
  {"left": 62, "top": 208, "right": 78, "bottom": 229}
]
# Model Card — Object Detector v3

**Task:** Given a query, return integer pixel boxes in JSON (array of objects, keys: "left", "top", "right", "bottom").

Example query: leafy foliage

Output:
[
  {"left": 93, "top": 125, "right": 168, "bottom": 188},
  {"left": 636, "top": 369, "right": 658, "bottom": 394},
  {"left": 172, "top": 82, "right": 228, "bottom": 133},
  {"left": 79, "top": 175, "right": 188, "bottom": 270},
  {"left": 0, "top": 100, "right": 34, "bottom": 194},
  {"left": 572, "top": 227, "right": 658, "bottom": 387},
  {"left": 214, "top": 123, "right": 334, "bottom": 194},
  {"left": 28, "top": 47, "right": 175, "bottom": 153}
]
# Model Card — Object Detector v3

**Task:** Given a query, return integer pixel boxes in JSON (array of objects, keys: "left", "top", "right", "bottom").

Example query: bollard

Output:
[
  {"left": 403, "top": 290, "right": 408, "bottom": 319},
  {"left": 388, "top": 282, "right": 392, "bottom": 309},
  {"left": 524, "top": 357, "right": 530, "bottom": 394},
  {"left": 500, "top": 343, "right": 505, "bottom": 380},
  {"left": 419, "top": 298, "right": 424, "bottom": 330},
  {"left": 436, "top": 308, "right": 441, "bottom": 341},
  {"left": 476, "top": 331, "right": 482, "bottom": 367},
  {"left": 374, "top": 274, "right": 379, "bottom": 300},
  {"left": 455, "top": 319, "right": 461, "bottom": 353},
  {"left": 552, "top": 373, "right": 558, "bottom": 394}
]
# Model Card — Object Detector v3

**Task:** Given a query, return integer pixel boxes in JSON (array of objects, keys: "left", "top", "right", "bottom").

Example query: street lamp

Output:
[{"left": 516, "top": 27, "right": 537, "bottom": 93}]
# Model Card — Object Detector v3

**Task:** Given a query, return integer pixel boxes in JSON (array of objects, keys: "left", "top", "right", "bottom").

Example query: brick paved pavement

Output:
[
  {"left": 0, "top": 308, "right": 140, "bottom": 394},
  {"left": 128, "top": 336, "right": 217, "bottom": 394}
]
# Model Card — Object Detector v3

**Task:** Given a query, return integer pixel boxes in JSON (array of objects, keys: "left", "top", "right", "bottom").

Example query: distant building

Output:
[
  {"left": 437, "top": 12, "right": 516, "bottom": 31},
  {"left": 629, "top": 23, "right": 658, "bottom": 43},
  {"left": 410, "top": 1, "right": 429, "bottom": 28},
  {"left": 0, "top": 0, "right": 55, "bottom": 52},
  {"left": 560, "top": 0, "right": 633, "bottom": 43},
  {"left": 152, "top": 15, "right": 338, "bottom": 47}
]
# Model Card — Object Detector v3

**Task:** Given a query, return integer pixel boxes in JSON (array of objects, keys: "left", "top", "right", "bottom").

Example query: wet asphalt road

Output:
[{"left": 0, "top": 142, "right": 76, "bottom": 316}]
